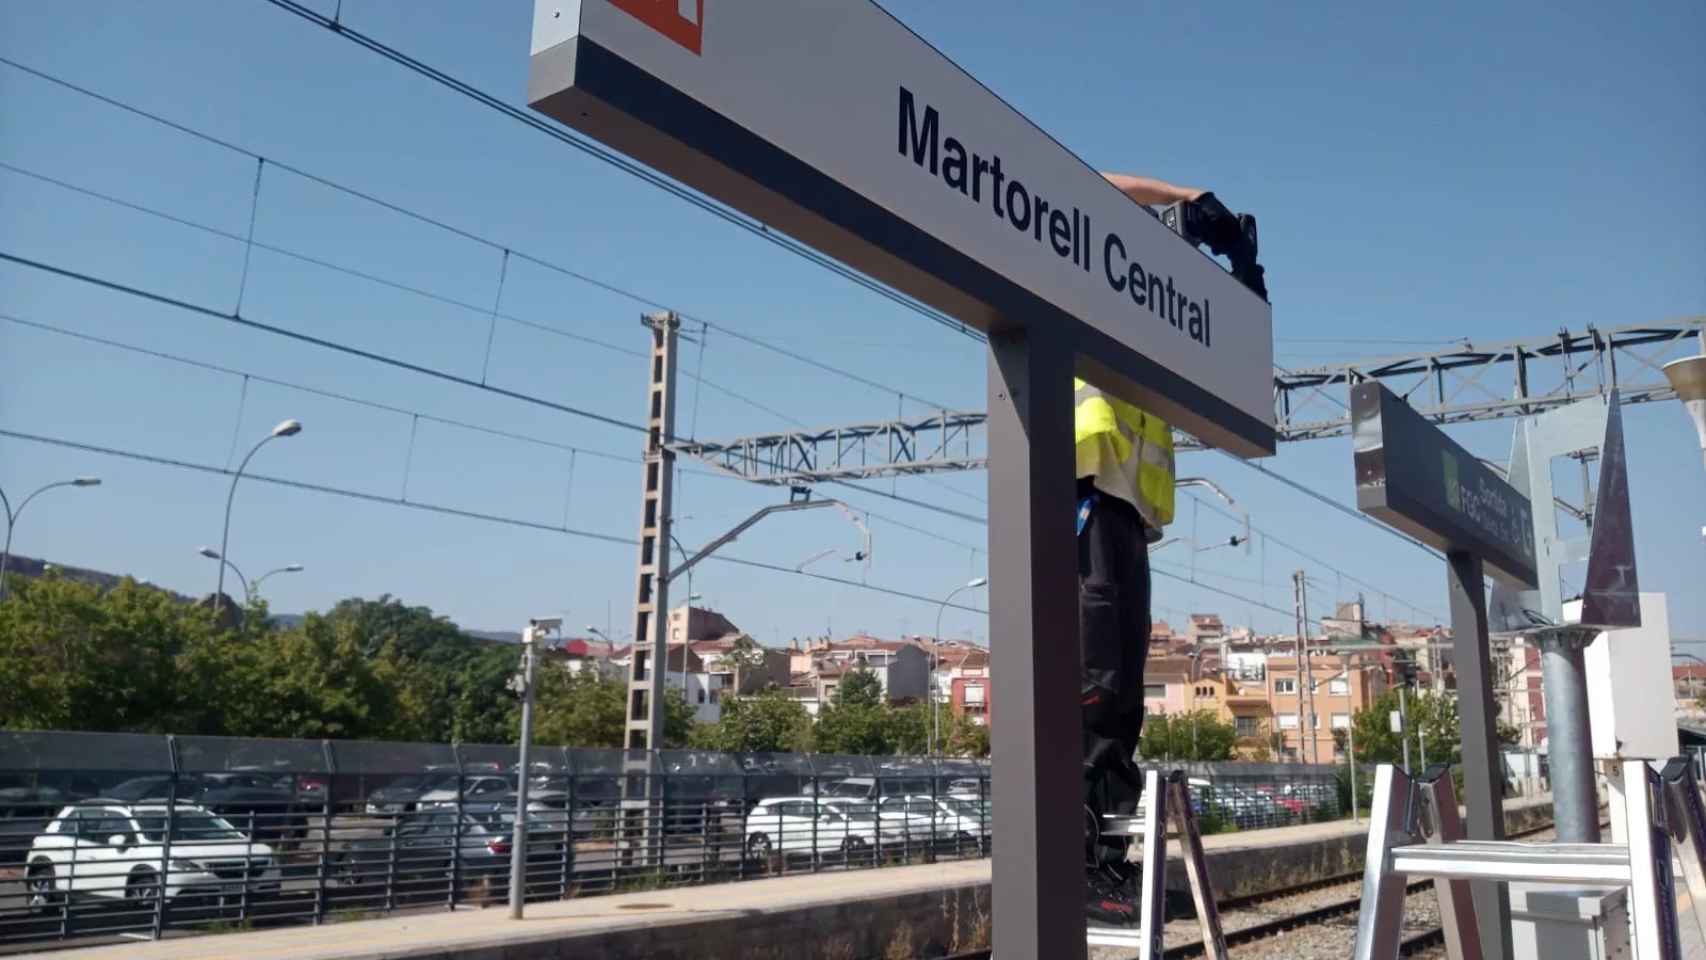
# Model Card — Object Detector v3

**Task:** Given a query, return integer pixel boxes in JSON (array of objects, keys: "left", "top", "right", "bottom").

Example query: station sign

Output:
[
  {"left": 1352, "top": 383, "right": 1538, "bottom": 587},
  {"left": 527, "top": 0, "right": 1275, "bottom": 456}
]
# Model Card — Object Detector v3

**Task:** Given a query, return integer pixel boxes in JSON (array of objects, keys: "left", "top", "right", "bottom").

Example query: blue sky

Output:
[{"left": 2, "top": 1, "right": 1701, "bottom": 647}]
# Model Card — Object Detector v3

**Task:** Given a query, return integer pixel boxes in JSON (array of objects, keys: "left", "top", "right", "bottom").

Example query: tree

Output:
[
  {"left": 1137, "top": 710, "right": 1237, "bottom": 762},
  {"left": 945, "top": 714, "right": 990, "bottom": 758},
  {"left": 1334, "top": 689, "right": 1461, "bottom": 769},
  {"left": 835, "top": 667, "right": 884, "bottom": 708},
  {"left": 530, "top": 669, "right": 694, "bottom": 749},
  {"left": 689, "top": 688, "right": 812, "bottom": 753}
]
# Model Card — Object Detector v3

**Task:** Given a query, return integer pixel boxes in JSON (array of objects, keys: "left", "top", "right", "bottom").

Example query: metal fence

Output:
[{"left": 0, "top": 731, "right": 1343, "bottom": 951}]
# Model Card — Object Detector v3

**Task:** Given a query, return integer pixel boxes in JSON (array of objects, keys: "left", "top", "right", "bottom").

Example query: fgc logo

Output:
[{"left": 609, "top": 0, "right": 704, "bottom": 55}]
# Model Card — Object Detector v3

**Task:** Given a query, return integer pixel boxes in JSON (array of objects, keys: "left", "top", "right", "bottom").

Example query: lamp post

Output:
[
  {"left": 0, "top": 476, "right": 101, "bottom": 602},
  {"left": 216, "top": 419, "right": 301, "bottom": 616},
  {"left": 1664, "top": 348, "right": 1706, "bottom": 542},
  {"left": 198, "top": 547, "right": 249, "bottom": 603},
  {"left": 253, "top": 563, "right": 304, "bottom": 599},
  {"left": 931, "top": 576, "right": 987, "bottom": 756}
]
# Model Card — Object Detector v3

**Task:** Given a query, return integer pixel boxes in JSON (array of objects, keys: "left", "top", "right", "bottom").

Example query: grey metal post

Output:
[
  {"left": 1399, "top": 685, "right": 1411, "bottom": 775},
  {"left": 987, "top": 329, "right": 1081, "bottom": 959},
  {"left": 1447, "top": 549, "right": 1511, "bottom": 960},
  {"left": 1538, "top": 629, "right": 1600, "bottom": 843},
  {"left": 509, "top": 625, "right": 539, "bottom": 919}
]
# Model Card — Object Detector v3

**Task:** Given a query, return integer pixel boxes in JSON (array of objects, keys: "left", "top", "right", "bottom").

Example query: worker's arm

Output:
[{"left": 1099, "top": 173, "right": 1205, "bottom": 206}]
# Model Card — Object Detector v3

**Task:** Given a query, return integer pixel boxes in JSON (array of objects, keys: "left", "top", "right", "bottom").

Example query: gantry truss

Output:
[{"left": 674, "top": 318, "right": 1703, "bottom": 484}]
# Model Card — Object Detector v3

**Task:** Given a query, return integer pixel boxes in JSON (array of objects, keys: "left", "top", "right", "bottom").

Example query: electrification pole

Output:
[{"left": 626, "top": 311, "right": 679, "bottom": 751}]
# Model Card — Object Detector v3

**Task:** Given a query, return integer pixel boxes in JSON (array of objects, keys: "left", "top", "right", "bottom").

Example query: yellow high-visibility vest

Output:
[{"left": 1074, "top": 378, "right": 1175, "bottom": 532}]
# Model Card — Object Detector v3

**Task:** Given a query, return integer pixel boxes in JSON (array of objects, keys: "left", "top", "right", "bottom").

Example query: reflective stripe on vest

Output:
[{"left": 1073, "top": 378, "right": 1175, "bottom": 527}]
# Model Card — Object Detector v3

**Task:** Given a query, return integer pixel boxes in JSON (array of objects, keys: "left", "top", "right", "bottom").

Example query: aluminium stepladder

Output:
[
  {"left": 1088, "top": 768, "right": 1228, "bottom": 960},
  {"left": 1657, "top": 757, "right": 1706, "bottom": 949},
  {"left": 1352, "top": 759, "right": 1684, "bottom": 960}
]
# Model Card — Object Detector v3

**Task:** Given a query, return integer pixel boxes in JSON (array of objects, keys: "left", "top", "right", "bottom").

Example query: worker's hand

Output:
[{"left": 1099, "top": 173, "right": 1204, "bottom": 206}]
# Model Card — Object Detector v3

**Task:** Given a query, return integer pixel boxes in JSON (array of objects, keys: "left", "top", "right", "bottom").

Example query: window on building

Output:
[
  {"left": 1328, "top": 678, "right": 1349, "bottom": 695},
  {"left": 1277, "top": 715, "right": 1299, "bottom": 730},
  {"left": 1235, "top": 716, "right": 1260, "bottom": 737},
  {"left": 964, "top": 684, "right": 985, "bottom": 704},
  {"left": 1143, "top": 684, "right": 1165, "bottom": 700},
  {"left": 697, "top": 689, "right": 706, "bottom": 704},
  {"left": 1274, "top": 678, "right": 1297, "bottom": 695},
  {"left": 1331, "top": 713, "right": 1350, "bottom": 730},
  {"left": 709, "top": 690, "right": 720, "bottom": 704}
]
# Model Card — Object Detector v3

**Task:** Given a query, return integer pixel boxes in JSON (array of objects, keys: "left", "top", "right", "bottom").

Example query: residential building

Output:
[
  {"left": 1500, "top": 636, "right": 1546, "bottom": 750},
  {"left": 668, "top": 604, "right": 740, "bottom": 645},
  {"left": 609, "top": 643, "right": 723, "bottom": 724},
  {"left": 951, "top": 674, "right": 990, "bottom": 726},
  {"left": 541, "top": 637, "right": 620, "bottom": 678},
  {"left": 1265, "top": 654, "right": 1389, "bottom": 763},
  {"left": 690, "top": 635, "right": 792, "bottom": 694},
  {"left": 1186, "top": 613, "right": 1225, "bottom": 648},
  {"left": 812, "top": 636, "right": 930, "bottom": 703}
]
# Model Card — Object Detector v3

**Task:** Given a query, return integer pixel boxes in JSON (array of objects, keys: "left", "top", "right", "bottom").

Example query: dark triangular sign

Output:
[{"left": 1579, "top": 391, "right": 1641, "bottom": 628}]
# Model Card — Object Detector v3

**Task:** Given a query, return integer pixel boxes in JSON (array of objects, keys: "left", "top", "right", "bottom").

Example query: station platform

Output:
[{"left": 36, "top": 795, "right": 1561, "bottom": 960}]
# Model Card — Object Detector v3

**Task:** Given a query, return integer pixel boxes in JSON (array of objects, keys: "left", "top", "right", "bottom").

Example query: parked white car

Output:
[
  {"left": 933, "top": 795, "right": 992, "bottom": 843},
  {"left": 873, "top": 795, "right": 951, "bottom": 842},
  {"left": 25, "top": 803, "right": 277, "bottom": 910},
  {"left": 417, "top": 775, "right": 512, "bottom": 810},
  {"left": 743, "top": 797, "right": 879, "bottom": 860}
]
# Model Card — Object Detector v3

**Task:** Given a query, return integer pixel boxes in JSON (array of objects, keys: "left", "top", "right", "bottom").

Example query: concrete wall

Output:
[{"left": 500, "top": 882, "right": 991, "bottom": 960}]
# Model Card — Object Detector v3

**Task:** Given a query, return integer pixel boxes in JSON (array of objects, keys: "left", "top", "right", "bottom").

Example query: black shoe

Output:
[{"left": 1085, "top": 868, "right": 1137, "bottom": 927}]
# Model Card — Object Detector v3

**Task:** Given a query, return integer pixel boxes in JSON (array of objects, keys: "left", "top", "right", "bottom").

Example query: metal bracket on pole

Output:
[{"left": 1087, "top": 769, "right": 1228, "bottom": 960}]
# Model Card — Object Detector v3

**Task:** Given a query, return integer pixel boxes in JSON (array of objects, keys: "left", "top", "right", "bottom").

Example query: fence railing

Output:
[{"left": 0, "top": 731, "right": 1341, "bottom": 950}]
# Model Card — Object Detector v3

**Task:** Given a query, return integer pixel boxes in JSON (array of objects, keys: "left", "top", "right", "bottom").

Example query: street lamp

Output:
[
  {"left": 0, "top": 476, "right": 101, "bottom": 602},
  {"left": 1663, "top": 348, "right": 1706, "bottom": 492},
  {"left": 253, "top": 563, "right": 304, "bottom": 598},
  {"left": 199, "top": 546, "right": 249, "bottom": 603},
  {"left": 931, "top": 576, "right": 988, "bottom": 756},
  {"left": 215, "top": 419, "right": 300, "bottom": 616}
]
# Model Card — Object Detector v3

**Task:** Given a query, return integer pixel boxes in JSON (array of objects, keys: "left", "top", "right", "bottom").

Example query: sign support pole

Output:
[
  {"left": 1446, "top": 549, "right": 1511, "bottom": 960},
  {"left": 987, "top": 328, "right": 1082, "bottom": 958}
]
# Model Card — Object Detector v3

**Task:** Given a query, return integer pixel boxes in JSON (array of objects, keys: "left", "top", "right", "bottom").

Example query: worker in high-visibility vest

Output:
[
  {"left": 1081, "top": 171, "right": 1200, "bottom": 926},
  {"left": 1076, "top": 376, "right": 1174, "bottom": 924}
]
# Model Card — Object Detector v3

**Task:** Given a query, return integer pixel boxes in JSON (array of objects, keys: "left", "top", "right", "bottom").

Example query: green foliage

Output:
[
  {"left": 1136, "top": 710, "right": 1237, "bottom": 761},
  {"left": 1334, "top": 689, "right": 1461, "bottom": 770},
  {"left": 0, "top": 574, "right": 697, "bottom": 747},
  {"left": 835, "top": 667, "right": 884, "bottom": 708},
  {"left": 688, "top": 687, "right": 812, "bottom": 753},
  {"left": 529, "top": 669, "right": 694, "bottom": 749}
]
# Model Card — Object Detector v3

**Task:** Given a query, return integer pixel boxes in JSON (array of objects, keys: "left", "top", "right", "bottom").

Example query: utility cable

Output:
[
  {"left": 0, "top": 158, "right": 801, "bottom": 426},
  {"left": 0, "top": 249, "right": 648, "bottom": 436},
  {"left": 0, "top": 54, "right": 964, "bottom": 412},
  {"left": 250, "top": 0, "right": 984, "bottom": 353},
  {"left": 0, "top": 427, "right": 987, "bottom": 614}
]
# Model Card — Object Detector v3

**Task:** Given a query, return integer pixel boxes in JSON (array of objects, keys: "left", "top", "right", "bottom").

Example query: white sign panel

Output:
[{"left": 528, "top": 0, "right": 1274, "bottom": 455}]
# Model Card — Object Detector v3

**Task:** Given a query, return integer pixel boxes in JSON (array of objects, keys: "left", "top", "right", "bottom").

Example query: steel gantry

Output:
[{"left": 673, "top": 319, "right": 1703, "bottom": 484}]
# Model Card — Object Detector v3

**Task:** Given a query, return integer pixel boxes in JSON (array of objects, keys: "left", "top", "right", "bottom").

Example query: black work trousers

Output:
[{"left": 1077, "top": 477, "right": 1151, "bottom": 870}]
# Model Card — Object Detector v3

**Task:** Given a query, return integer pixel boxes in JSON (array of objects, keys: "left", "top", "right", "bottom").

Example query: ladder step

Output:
[
  {"left": 1100, "top": 813, "right": 1149, "bottom": 835},
  {"left": 1389, "top": 840, "right": 1633, "bottom": 886},
  {"left": 1086, "top": 923, "right": 1148, "bottom": 947}
]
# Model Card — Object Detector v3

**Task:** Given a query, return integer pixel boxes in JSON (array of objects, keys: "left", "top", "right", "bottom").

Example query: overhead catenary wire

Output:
[
  {"left": 4, "top": 243, "right": 1443, "bottom": 618},
  {"left": 0, "top": 427, "right": 989, "bottom": 615},
  {"left": 5, "top": 309, "right": 993, "bottom": 558},
  {"left": 0, "top": 54, "right": 966, "bottom": 414},
  {"left": 0, "top": 248, "right": 650, "bottom": 437},
  {"left": 0, "top": 49, "right": 1456, "bottom": 620},
  {"left": 248, "top": 0, "right": 984, "bottom": 355},
  {"left": 0, "top": 157, "right": 806, "bottom": 429}
]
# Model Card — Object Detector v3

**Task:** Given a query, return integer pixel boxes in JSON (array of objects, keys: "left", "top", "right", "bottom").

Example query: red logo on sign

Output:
[{"left": 609, "top": 0, "right": 703, "bottom": 55}]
